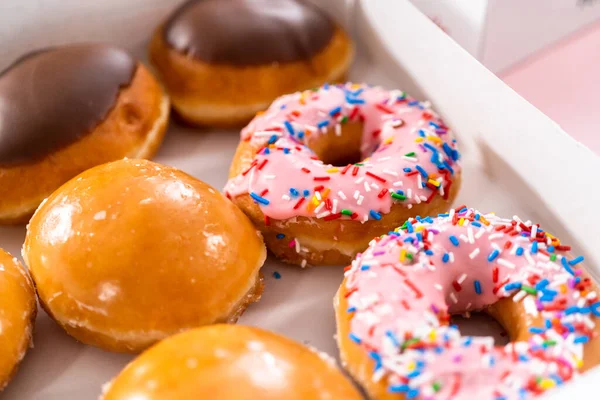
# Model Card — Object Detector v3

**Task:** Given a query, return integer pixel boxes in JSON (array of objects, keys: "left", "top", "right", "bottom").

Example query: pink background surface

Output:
[{"left": 500, "top": 21, "right": 600, "bottom": 155}]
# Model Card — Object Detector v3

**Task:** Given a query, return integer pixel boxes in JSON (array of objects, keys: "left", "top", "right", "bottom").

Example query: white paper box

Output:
[
  {"left": 1, "top": 0, "right": 600, "bottom": 398},
  {"left": 410, "top": 0, "right": 600, "bottom": 72},
  {"left": 404, "top": 0, "right": 487, "bottom": 59}
]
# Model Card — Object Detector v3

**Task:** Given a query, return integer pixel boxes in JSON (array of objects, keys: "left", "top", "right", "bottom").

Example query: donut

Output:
[
  {"left": 225, "top": 83, "right": 461, "bottom": 267},
  {"left": 23, "top": 159, "right": 266, "bottom": 353},
  {"left": 101, "top": 324, "right": 363, "bottom": 400},
  {"left": 149, "top": 0, "right": 353, "bottom": 127},
  {"left": 0, "top": 249, "right": 37, "bottom": 391},
  {"left": 0, "top": 44, "right": 169, "bottom": 224},
  {"left": 334, "top": 207, "right": 600, "bottom": 399}
]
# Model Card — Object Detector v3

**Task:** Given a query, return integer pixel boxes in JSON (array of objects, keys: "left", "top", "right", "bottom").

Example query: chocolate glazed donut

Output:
[
  {"left": 0, "top": 46, "right": 135, "bottom": 164},
  {"left": 149, "top": 0, "right": 354, "bottom": 127},
  {"left": 163, "top": 0, "right": 336, "bottom": 65},
  {"left": 0, "top": 44, "right": 170, "bottom": 224}
]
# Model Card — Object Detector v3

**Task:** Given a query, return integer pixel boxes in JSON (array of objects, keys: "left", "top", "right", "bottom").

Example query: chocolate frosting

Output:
[
  {"left": 0, "top": 44, "right": 136, "bottom": 165},
  {"left": 163, "top": 0, "right": 336, "bottom": 65}
]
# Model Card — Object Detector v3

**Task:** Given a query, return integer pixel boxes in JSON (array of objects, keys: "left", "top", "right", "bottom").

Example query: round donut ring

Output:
[
  {"left": 335, "top": 207, "right": 600, "bottom": 399},
  {"left": 226, "top": 83, "right": 462, "bottom": 267}
]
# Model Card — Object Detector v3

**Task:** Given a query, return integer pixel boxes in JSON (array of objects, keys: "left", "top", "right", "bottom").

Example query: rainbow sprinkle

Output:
[
  {"left": 225, "top": 83, "right": 460, "bottom": 222},
  {"left": 342, "top": 208, "right": 596, "bottom": 399},
  {"left": 224, "top": 83, "right": 461, "bottom": 266}
]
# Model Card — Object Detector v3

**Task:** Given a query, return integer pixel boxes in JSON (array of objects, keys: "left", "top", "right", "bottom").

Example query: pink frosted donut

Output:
[
  {"left": 225, "top": 83, "right": 462, "bottom": 267},
  {"left": 335, "top": 207, "right": 600, "bottom": 399}
]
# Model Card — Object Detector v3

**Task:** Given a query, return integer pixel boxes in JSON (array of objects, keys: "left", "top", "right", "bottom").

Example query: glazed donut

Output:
[
  {"left": 335, "top": 207, "right": 600, "bottom": 399},
  {"left": 23, "top": 159, "right": 266, "bottom": 353},
  {"left": 0, "top": 249, "right": 37, "bottom": 391},
  {"left": 0, "top": 44, "right": 169, "bottom": 224},
  {"left": 149, "top": 0, "right": 353, "bottom": 127},
  {"left": 225, "top": 83, "right": 461, "bottom": 267},
  {"left": 101, "top": 324, "right": 363, "bottom": 400}
]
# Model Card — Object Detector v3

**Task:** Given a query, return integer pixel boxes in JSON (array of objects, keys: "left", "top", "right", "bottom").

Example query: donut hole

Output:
[
  {"left": 450, "top": 311, "right": 509, "bottom": 345},
  {"left": 322, "top": 149, "right": 363, "bottom": 167},
  {"left": 305, "top": 122, "right": 373, "bottom": 167}
]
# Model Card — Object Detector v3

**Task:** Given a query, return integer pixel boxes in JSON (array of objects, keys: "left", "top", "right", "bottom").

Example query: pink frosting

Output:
[
  {"left": 343, "top": 208, "right": 598, "bottom": 399},
  {"left": 225, "top": 83, "right": 461, "bottom": 222}
]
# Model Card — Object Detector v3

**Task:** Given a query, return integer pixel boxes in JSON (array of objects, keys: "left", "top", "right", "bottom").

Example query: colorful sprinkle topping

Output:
[
  {"left": 343, "top": 208, "right": 596, "bottom": 399},
  {"left": 225, "top": 83, "right": 461, "bottom": 222}
]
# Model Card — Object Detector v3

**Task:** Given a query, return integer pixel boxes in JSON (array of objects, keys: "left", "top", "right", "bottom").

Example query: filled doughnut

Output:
[
  {"left": 335, "top": 207, "right": 600, "bottom": 399},
  {"left": 149, "top": 0, "right": 353, "bottom": 127},
  {"left": 0, "top": 249, "right": 37, "bottom": 391},
  {"left": 101, "top": 324, "right": 363, "bottom": 400},
  {"left": 23, "top": 159, "right": 266, "bottom": 353},
  {"left": 225, "top": 83, "right": 461, "bottom": 267},
  {"left": 0, "top": 44, "right": 169, "bottom": 224}
]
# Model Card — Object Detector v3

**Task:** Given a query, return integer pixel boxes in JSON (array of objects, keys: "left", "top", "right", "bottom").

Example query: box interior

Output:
[{"left": 1, "top": 0, "right": 599, "bottom": 398}]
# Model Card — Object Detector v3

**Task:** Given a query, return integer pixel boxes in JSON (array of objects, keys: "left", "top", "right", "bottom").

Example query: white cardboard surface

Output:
[
  {"left": 407, "top": 0, "right": 487, "bottom": 58},
  {"left": 1, "top": 0, "right": 600, "bottom": 398},
  {"left": 409, "top": 0, "right": 600, "bottom": 73},
  {"left": 483, "top": 0, "right": 600, "bottom": 72}
]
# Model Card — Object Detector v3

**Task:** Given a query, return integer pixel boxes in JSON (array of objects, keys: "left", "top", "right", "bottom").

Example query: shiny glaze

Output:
[
  {"left": 163, "top": 0, "right": 335, "bottom": 65},
  {"left": 102, "top": 325, "right": 363, "bottom": 399},
  {"left": 343, "top": 208, "right": 599, "bottom": 399},
  {"left": 0, "top": 44, "right": 136, "bottom": 165},
  {"left": 24, "top": 159, "right": 265, "bottom": 352}
]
